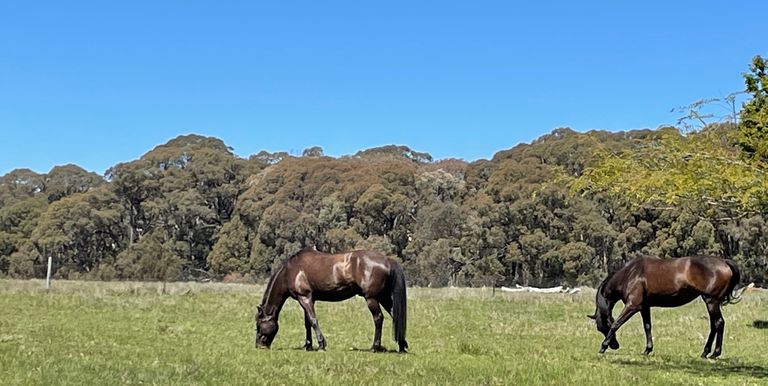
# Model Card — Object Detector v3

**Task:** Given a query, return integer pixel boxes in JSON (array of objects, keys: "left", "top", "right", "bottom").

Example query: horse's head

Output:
[
  {"left": 255, "top": 304, "right": 279, "bottom": 349},
  {"left": 587, "top": 282, "right": 620, "bottom": 350},
  {"left": 587, "top": 310, "right": 619, "bottom": 349}
]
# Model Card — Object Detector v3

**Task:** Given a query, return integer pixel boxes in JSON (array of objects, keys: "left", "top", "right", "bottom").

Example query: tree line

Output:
[{"left": 1, "top": 56, "right": 767, "bottom": 287}]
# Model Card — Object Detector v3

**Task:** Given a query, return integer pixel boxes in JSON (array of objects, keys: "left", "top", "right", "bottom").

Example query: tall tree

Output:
[
  {"left": 739, "top": 55, "right": 768, "bottom": 162},
  {"left": 30, "top": 186, "right": 125, "bottom": 277}
]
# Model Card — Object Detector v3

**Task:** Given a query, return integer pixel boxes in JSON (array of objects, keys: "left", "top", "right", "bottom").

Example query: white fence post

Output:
[{"left": 45, "top": 256, "right": 52, "bottom": 290}]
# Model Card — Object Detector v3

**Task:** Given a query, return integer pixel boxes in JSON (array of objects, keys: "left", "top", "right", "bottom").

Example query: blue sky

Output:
[{"left": 1, "top": 1, "right": 765, "bottom": 175}]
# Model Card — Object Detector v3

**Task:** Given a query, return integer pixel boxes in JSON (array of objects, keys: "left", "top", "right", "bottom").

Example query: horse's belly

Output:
[
  {"left": 646, "top": 291, "right": 699, "bottom": 307},
  {"left": 313, "top": 285, "right": 361, "bottom": 302}
]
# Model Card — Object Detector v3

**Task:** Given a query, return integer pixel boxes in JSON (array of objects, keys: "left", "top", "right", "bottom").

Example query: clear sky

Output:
[{"left": 1, "top": 1, "right": 765, "bottom": 175}]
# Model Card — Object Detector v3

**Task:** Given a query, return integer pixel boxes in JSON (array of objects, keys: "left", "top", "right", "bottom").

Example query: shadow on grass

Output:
[
  {"left": 612, "top": 355, "right": 768, "bottom": 379},
  {"left": 752, "top": 320, "right": 768, "bottom": 329}
]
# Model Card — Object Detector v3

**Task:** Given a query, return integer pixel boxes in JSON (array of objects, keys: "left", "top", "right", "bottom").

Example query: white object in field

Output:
[{"left": 499, "top": 285, "right": 580, "bottom": 294}]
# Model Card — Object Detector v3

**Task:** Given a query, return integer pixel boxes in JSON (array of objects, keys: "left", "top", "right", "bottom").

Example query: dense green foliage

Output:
[
  {"left": 2, "top": 280, "right": 768, "bottom": 385},
  {"left": 2, "top": 57, "right": 767, "bottom": 287},
  {"left": 1, "top": 126, "right": 765, "bottom": 287}
]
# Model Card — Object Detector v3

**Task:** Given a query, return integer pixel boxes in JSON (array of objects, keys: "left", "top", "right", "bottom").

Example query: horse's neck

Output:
[
  {"left": 262, "top": 265, "right": 289, "bottom": 316},
  {"left": 604, "top": 276, "right": 625, "bottom": 304}
]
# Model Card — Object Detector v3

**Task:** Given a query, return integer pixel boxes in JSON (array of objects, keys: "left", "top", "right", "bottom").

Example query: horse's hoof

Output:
[
  {"left": 316, "top": 338, "right": 327, "bottom": 351},
  {"left": 598, "top": 347, "right": 607, "bottom": 354},
  {"left": 370, "top": 345, "right": 386, "bottom": 353},
  {"left": 643, "top": 349, "right": 653, "bottom": 356}
]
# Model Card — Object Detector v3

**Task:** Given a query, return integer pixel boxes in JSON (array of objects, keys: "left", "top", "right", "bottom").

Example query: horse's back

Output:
[{"left": 638, "top": 255, "right": 730, "bottom": 280}]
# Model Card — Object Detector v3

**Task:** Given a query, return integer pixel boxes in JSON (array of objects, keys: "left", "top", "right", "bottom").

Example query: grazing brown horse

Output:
[
  {"left": 588, "top": 255, "right": 740, "bottom": 358},
  {"left": 255, "top": 249, "right": 408, "bottom": 353}
]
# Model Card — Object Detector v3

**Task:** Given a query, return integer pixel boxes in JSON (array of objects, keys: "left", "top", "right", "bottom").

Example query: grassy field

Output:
[{"left": 1, "top": 280, "right": 767, "bottom": 385}]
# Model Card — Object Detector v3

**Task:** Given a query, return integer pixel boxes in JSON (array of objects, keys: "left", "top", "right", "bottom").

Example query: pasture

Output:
[{"left": 1, "top": 280, "right": 767, "bottom": 385}]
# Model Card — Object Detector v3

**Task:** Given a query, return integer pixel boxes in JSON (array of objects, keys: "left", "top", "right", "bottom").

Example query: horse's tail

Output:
[
  {"left": 389, "top": 260, "right": 408, "bottom": 352},
  {"left": 722, "top": 259, "right": 742, "bottom": 305}
]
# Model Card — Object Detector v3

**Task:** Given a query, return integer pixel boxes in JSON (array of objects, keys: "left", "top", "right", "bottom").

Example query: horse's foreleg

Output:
[
  {"left": 641, "top": 306, "right": 653, "bottom": 355},
  {"left": 366, "top": 298, "right": 385, "bottom": 352},
  {"left": 703, "top": 301, "right": 724, "bottom": 358},
  {"left": 303, "top": 310, "right": 313, "bottom": 351},
  {"left": 298, "top": 296, "right": 326, "bottom": 351},
  {"left": 599, "top": 304, "right": 640, "bottom": 354}
]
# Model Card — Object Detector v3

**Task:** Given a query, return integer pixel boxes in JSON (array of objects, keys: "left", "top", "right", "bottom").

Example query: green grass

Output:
[{"left": 1, "top": 280, "right": 767, "bottom": 385}]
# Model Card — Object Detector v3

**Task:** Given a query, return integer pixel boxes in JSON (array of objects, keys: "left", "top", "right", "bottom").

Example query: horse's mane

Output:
[
  {"left": 595, "top": 276, "right": 611, "bottom": 310},
  {"left": 596, "top": 276, "right": 610, "bottom": 293}
]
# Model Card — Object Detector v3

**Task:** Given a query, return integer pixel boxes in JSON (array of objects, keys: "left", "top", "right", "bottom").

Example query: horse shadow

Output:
[
  {"left": 347, "top": 347, "right": 405, "bottom": 354},
  {"left": 612, "top": 355, "right": 768, "bottom": 379},
  {"left": 752, "top": 320, "right": 768, "bottom": 329},
  {"left": 284, "top": 346, "right": 404, "bottom": 354}
]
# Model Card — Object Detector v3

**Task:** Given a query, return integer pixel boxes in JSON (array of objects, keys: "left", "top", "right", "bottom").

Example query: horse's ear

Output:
[{"left": 587, "top": 314, "right": 597, "bottom": 320}]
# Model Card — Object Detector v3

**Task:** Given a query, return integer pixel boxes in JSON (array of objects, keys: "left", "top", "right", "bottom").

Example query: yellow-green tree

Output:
[{"left": 575, "top": 56, "right": 768, "bottom": 218}]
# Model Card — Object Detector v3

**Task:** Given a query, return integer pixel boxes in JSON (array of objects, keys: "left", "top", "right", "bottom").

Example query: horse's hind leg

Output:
[
  {"left": 701, "top": 299, "right": 716, "bottom": 357},
  {"left": 367, "top": 298, "right": 386, "bottom": 352},
  {"left": 378, "top": 295, "right": 392, "bottom": 315},
  {"left": 377, "top": 296, "right": 409, "bottom": 352},
  {"left": 303, "top": 310, "right": 313, "bottom": 351},
  {"left": 713, "top": 306, "right": 725, "bottom": 358},
  {"left": 702, "top": 301, "right": 724, "bottom": 358},
  {"left": 297, "top": 296, "right": 327, "bottom": 351},
  {"left": 641, "top": 306, "right": 653, "bottom": 355}
]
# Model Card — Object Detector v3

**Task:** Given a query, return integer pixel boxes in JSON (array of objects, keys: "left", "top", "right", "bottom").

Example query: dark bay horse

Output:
[
  {"left": 588, "top": 255, "right": 740, "bottom": 358},
  {"left": 255, "top": 249, "right": 408, "bottom": 353}
]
